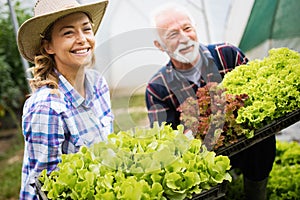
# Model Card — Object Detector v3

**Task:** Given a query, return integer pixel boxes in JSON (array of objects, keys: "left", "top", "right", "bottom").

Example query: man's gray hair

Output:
[{"left": 149, "top": 3, "right": 196, "bottom": 42}]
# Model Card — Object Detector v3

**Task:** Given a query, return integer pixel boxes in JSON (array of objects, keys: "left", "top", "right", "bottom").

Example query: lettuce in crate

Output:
[
  {"left": 178, "top": 82, "right": 252, "bottom": 150},
  {"left": 222, "top": 47, "right": 300, "bottom": 129},
  {"left": 38, "top": 122, "right": 232, "bottom": 200}
]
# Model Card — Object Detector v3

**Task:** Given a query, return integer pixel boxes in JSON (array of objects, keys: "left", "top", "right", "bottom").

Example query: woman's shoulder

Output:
[
  {"left": 24, "top": 86, "right": 67, "bottom": 113},
  {"left": 85, "top": 69, "right": 108, "bottom": 86}
]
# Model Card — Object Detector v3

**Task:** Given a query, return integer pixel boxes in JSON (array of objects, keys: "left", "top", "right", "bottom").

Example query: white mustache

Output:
[
  {"left": 172, "top": 40, "right": 199, "bottom": 63},
  {"left": 176, "top": 40, "right": 196, "bottom": 52}
]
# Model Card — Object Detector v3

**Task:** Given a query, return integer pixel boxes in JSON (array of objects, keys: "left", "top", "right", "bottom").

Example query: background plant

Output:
[
  {"left": 0, "top": 0, "right": 32, "bottom": 129},
  {"left": 225, "top": 141, "right": 300, "bottom": 200}
]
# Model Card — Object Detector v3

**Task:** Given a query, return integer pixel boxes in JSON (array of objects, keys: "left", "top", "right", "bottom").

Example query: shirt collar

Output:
[
  {"left": 57, "top": 72, "right": 84, "bottom": 108},
  {"left": 199, "top": 44, "right": 214, "bottom": 60},
  {"left": 57, "top": 70, "right": 95, "bottom": 108},
  {"left": 165, "top": 43, "right": 213, "bottom": 83}
]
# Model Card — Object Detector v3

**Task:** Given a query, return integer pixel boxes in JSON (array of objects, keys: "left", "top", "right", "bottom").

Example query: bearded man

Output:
[{"left": 145, "top": 3, "right": 275, "bottom": 200}]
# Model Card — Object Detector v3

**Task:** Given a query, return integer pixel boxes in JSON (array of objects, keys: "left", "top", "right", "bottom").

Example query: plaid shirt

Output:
[
  {"left": 145, "top": 43, "right": 248, "bottom": 129},
  {"left": 20, "top": 69, "right": 113, "bottom": 200}
]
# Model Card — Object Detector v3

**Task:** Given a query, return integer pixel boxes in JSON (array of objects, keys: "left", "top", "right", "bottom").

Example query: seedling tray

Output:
[
  {"left": 190, "top": 182, "right": 227, "bottom": 200},
  {"left": 216, "top": 109, "right": 300, "bottom": 157},
  {"left": 35, "top": 178, "right": 47, "bottom": 200}
]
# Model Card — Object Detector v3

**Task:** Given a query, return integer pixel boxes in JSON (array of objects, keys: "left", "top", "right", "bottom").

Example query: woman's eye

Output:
[
  {"left": 84, "top": 26, "right": 92, "bottom": 31},
  {"left": 63, "top": 31, "right": 73, "bottom": 35}
]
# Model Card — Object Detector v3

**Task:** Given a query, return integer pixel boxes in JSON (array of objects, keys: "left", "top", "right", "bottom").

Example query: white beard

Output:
[{"left": 168, "top": 40, "right": 199, "bottom": 63}]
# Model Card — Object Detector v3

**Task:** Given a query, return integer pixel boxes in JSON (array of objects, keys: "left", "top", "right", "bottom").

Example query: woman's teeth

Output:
[{"left": 73, "top": 49, "right": 89, "bottom": 54}]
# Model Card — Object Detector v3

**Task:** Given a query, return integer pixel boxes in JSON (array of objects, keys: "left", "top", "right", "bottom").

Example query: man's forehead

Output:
[
  {"left": 156, "top": 11, "right": 192, "bottom": 27},
  {"left": 157, "top": 18, "right": 192, "bottom": 33},
  {"left": 158, "top": 23, "right": 193, "bottom": 39}
]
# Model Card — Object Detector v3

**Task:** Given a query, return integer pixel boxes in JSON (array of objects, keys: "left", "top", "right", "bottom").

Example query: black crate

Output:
[
  {"left": 216, "top": 109, "right": 300, "bottom": 157},
  {"left": 190, "top": 182, "right": 227, "bottom": 200},
  {"left": 35, "top": 178, "right": 47, "bottom": 200}
]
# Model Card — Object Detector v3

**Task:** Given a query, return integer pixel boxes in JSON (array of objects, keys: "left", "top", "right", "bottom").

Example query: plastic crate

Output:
[
  {"left": 216, "top": 109, "right": 300, "bottom": 157},
  {"left": 190, "top": 182, "right": 227, "bottom": 200},
  {"left": 35, "top": 178, "right": 47, "bottom": 200}
]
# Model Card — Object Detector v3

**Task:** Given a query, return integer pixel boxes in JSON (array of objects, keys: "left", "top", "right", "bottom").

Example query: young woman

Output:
[{"left": 17, "top": 0, "right": 111, "bottom": 199}]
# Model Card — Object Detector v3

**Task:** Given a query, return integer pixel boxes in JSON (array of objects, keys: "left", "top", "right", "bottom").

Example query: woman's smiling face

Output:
[{"left": 43, "top": 12, "right": 95, "bottom": 72}]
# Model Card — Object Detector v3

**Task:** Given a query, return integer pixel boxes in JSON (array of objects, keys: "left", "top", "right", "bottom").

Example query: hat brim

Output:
[{"left": 17, "top": 0, "right": 108, "bottom": 63}]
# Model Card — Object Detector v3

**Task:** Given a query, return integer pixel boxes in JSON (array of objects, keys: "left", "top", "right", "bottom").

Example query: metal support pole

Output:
[
  {"left": 7, "top": 0, "right": 31, "bottom": 91},
  {"left": 186, "top": 0, "right": 211, "bottom": 43},
  {"left": 200, "top": 0, "right": 211, "bottom": 43}
]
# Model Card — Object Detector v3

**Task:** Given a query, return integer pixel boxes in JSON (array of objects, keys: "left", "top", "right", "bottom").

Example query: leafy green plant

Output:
[
  {"left": 0, "top": 95, "right": 147, "bottom": 200},
  {"left": 225, "top": 141, "right": 300, "bottom": 200},
  {"left": 222, "top": 48, "right": 300, "bottom": 129},
  {"left": 267, "top": 141, "right": 300, "bottom": 199},
  {"left": 178, "top": 82, "right": 252, "bottom": 150},
  {"left": 39, "top": 123, "right": 232, "bottom": 200}
]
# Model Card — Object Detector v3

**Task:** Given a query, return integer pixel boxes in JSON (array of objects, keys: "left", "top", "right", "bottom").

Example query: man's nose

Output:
[{"left": 178, "top": 30, "right": 189, "bottom": 43}]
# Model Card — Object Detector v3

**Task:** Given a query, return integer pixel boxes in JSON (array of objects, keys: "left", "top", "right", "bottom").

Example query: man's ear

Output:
[
  {"left": 42, "top": 40, "right": 55, "bottom": 55},
  {"left": 154, "top": 40, "right": 165, "bottom": 52}
]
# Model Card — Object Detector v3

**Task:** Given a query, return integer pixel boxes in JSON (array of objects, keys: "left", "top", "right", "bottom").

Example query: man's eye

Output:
[{"left": 168, "top": 32, "right": 178, "bottom": 39}]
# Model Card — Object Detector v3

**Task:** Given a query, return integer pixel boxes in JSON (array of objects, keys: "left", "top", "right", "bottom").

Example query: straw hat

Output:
[{"left": 17, "top": 0, "right": 108, "bottom": 63}]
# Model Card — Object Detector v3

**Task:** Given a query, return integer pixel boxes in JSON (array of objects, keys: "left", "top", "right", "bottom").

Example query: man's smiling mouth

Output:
[{"left": 179, "top": 45, "right": 194, "bottom": 54}]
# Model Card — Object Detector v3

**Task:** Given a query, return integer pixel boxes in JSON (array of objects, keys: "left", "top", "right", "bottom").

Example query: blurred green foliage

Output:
[
  {"left": 112, "top": 94, "right": 148, "bottom": 132},
  {"left": 0, "top": 0, "right": 32, "bottom": 127}
]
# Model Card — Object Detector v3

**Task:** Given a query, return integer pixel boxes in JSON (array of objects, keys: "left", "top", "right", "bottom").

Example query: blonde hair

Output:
[{"left": 28, "top": 46, "right": 59, "bottom": 94}]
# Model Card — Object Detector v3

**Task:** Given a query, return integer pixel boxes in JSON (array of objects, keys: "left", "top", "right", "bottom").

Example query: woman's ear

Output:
[
  {"left": 42, "top": 40, "right": 55, "bottom": 55},
  {"left": 154, "top": 40, "right": 165, "bottom": 52}
]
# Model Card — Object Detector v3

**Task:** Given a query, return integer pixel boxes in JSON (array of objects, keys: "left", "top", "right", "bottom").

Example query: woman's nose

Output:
[{"left": 76, "top": 31, "right": 87, "bottom": 44}]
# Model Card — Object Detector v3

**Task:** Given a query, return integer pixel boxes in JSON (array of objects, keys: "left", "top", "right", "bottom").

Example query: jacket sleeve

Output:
[
  {"left": 145, "top": 83, "right": 180, "bottom": 129},
  {"left": 208, "top": 43, "right": 249, "bottom": 74}
]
